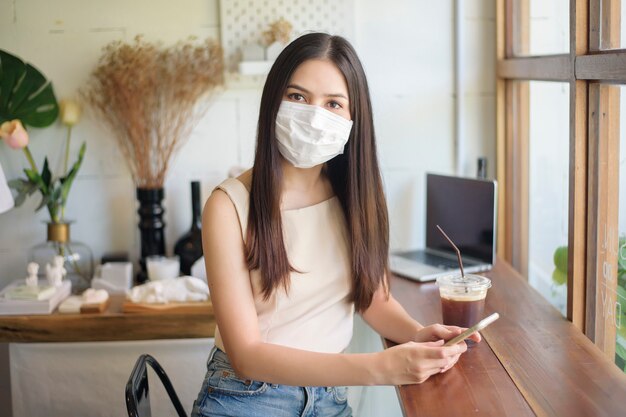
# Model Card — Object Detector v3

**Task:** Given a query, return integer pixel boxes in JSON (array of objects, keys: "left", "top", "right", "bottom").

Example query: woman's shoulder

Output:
[
  {"left": 212, "top": 169, "right": 252, "bottom": 198},
  {"left": 204, "top": 186, "right": 235, "bottom": 218},
  {"left": 204, "top": 170, "right": 252, "bottom": 232},
  {"left": 206, "top": 169, "right": 248, "bottom": 205},
  {"left": 235, "top": 169, "right": 252, "bottom": 192},
  {"left": 203, "top": 184, "right": 246, "bottom": 239}
]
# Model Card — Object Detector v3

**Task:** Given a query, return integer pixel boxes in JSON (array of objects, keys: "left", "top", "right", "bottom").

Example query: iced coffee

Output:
[{"left": 436, "top": 273, "right": 492, "bottom": 328}]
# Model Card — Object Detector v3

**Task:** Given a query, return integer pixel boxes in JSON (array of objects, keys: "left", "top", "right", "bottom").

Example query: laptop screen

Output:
[{"left": 425, "top": 174, "right": 497, "bottom": 263}]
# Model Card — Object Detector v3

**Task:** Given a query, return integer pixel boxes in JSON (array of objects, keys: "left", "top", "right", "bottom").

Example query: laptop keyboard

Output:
[{"left": 399, "top": 251, "right": 467, "bottom": 270}]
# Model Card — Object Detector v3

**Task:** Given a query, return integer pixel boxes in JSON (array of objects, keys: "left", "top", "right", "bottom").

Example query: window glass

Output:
[
  {"left": 616, "top": 85, "right": 626, "bottom": 372},
  {"left": 513, "top": 1, "right": 569, "bottom": 56},
  {"left": 528, "top": 81, "right": 570, "bottom": 316}
]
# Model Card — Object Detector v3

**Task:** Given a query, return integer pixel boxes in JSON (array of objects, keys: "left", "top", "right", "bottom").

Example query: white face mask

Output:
[{"left": 275, "top": 100, "right": 353, "bottom": 169}]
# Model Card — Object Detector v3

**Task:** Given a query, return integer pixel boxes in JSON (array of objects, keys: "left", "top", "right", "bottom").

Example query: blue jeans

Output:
[{"left": 191, "top": 346, "right": 353, "bottom": 417}]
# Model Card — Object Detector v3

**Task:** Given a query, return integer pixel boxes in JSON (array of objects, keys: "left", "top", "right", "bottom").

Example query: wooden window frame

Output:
[{"left": 496, "top": 0, "right": 625, "bottom": 360}]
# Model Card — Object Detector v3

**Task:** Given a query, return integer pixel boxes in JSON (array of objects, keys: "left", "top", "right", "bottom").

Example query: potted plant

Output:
[{"left": 0, "top": 49, "right": 91, "bottom": 292}]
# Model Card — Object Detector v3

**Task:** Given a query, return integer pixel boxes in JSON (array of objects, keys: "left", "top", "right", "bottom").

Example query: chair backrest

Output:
[{"left": 125, "top": 354, "right": 188, "bottom": 417}]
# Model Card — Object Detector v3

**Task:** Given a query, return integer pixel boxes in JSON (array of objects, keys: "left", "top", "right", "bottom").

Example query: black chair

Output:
[{"left": 125, "top": 354, "right": 188, "bottom": 417}]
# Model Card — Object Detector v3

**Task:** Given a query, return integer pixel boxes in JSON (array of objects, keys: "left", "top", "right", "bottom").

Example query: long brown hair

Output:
[{"left": 246, "top": 33, "right": 389, "bottom": 312}]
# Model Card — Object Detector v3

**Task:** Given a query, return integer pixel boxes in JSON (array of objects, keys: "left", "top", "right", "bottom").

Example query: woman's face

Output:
[{"left": 283, "top": 59, "right": 351, "bottom": 121}]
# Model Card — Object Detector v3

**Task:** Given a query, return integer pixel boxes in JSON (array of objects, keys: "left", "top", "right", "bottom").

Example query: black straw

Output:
[{"left": 436, "top": 224, "right": 465, "bottom": 278}]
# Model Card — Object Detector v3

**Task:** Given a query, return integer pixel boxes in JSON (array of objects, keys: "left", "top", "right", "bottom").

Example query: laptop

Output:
[{"left": 390, "top": 173, "right": 498, "bottom": 282}]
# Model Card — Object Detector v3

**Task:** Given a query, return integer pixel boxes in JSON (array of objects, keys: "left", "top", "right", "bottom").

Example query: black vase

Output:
[
  {"left": 136, "top": 187, "right": 166, "bottom": 283},
  {"left": 174, "top": 181, "right": 203, "bottom": 275}
]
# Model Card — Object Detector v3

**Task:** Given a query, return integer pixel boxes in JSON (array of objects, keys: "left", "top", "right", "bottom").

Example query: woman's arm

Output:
[
  {"left": 202, "top": 189, "right": 467, "bottom": 387},
  {"left": 360, "top": 284, "right": 424, "bottom": 344},
  {"left": 360, "top": 282, "right": 482, "bottom": 346}
]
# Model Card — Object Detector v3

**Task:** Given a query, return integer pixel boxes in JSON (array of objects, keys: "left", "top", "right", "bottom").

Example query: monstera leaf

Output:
[{"left": 0, "top": 49, "right": 58, "bottom": 127}]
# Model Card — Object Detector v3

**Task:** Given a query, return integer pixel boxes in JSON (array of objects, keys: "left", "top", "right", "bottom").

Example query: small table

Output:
[{"left": 385, "top": 259, "right": 626, "bottom": 417}]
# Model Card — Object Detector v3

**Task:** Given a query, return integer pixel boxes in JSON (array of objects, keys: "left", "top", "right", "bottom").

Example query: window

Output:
[
  {"left": 497, "top": 0, "right": 626, "bottom": 371},
  {"left": 513, "top": 1, "right": 570, "bottom": 56},
  {"left": 528, "top": 81, "right": 570, "bottom": 316},
  {"left": 618, "top": 85, "right": 626, "bottom": 369}
]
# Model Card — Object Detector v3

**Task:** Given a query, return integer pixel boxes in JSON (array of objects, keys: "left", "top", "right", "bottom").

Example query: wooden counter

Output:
[
  {"left": 0, "top": 295, "right": 216, "bottom": 342},
  {"left": 386, "top": 259, "right": 626, "bottom": 417}
]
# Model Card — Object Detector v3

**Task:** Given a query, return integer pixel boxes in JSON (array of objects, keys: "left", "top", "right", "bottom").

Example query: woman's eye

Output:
[
  {"left": 328, "top": 101, "right": 342, "bottom": 109},
  {"left": 288, "top": 93, "right": 305, "bottom": 101}
]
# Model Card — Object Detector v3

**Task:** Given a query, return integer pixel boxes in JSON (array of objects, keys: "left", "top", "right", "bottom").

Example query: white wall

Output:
[
  {"left": 458, "top": 0, "right": 497, "bottom": 179},
  {"left": 356, "top": 0, "right": 496, "bottom": 251},
  {"left": 355, "top": 0, "right": 453, "bottom": 252}
]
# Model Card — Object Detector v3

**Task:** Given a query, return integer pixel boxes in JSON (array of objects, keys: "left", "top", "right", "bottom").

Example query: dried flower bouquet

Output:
[{"left": 83, "top": 36, "right": 224, "bottom": 188}]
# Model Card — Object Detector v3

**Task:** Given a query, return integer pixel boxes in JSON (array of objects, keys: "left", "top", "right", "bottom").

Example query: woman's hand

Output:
[
  {"left": 376, "top": 340, "right": 468, "bottom": 385},
  {"left": 413, "top": 323, "right": 482, "bottom": 345},
  {"left": 408, "top": 324, "right": 482, "bottom": 375}
]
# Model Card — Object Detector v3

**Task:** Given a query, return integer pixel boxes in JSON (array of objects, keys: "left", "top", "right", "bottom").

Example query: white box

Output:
[{"left": 100, "top": 262, "right": 132, "bottom": 289}]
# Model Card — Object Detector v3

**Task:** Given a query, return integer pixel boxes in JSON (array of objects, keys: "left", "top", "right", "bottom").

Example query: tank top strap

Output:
[{"left": 214, "top": 178, "right": 250, "bottom": 242}]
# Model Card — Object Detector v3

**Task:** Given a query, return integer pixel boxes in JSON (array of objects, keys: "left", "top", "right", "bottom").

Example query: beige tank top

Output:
[{"left": 213, "top": 177, "right": 354, "bottom": 354}]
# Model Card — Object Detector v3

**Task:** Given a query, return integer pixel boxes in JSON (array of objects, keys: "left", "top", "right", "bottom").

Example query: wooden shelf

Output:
[{"left": 0, "top": 295, "right": 216, "bottom": 343}]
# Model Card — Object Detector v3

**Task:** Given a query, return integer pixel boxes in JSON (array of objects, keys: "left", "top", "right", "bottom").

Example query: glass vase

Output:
[
  {"left": 174, "top": 181, "right": 203, "bottom": 275},
  {"left": 29, "top": 222, "right": 94, "bottom": 294}
]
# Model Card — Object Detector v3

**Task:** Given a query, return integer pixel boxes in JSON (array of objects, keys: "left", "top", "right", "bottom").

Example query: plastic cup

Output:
[
  {"left": 436, "top": 273, "right": 492, "bottom": 328},
  {"left": 146, "top": 256, "right": 180, "bottom": 281}
]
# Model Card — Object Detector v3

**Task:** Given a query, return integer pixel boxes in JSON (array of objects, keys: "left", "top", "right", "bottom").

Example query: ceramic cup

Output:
[{"left": 146, "top": 256, "right": 180, "bottom": 281}]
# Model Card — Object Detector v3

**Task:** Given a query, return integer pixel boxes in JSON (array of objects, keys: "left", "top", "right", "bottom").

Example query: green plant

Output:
[
  {"left": 553, "top": 241, "right": 626, "bottom": 372},
  {"left": 0, "top": 50, "right": 59, "bottom": 126},
  {"left": 0, "top": 49, "right": 85, "bottom": 223},
  {"left": 617, "top": 237, "right": 626, "bottom": 369},
  {"left": 552, "top": 245, "right": 568, "bottom": 286}
]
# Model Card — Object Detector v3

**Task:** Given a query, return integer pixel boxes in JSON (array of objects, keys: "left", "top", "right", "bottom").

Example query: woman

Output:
[{"left": 192, "top": 32, "right": 478, "bottom": 417}]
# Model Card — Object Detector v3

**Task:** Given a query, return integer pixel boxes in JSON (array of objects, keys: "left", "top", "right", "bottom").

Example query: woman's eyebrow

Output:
[{"left": 287, "top": 83, "right": 348, "bottom": 100}]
